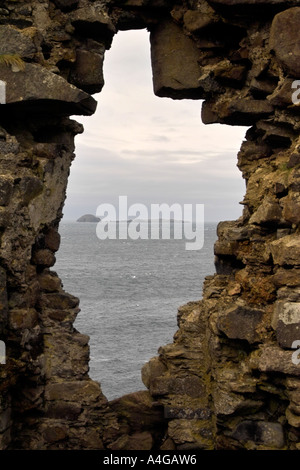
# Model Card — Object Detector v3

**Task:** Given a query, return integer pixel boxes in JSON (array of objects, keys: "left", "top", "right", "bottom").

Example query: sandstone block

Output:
[
  {"left": 40, "top": 292, "right": 79, "bottom": 310},
  {"left": 45, "top": 380, "right": 102, "bottom": 404},
  {"left": 69, "top": 6, "right": 116, "bottom": 46},
  {"left": 19, "top": 176, "right": 43, "bottom": 205},
  {"left": 9, "top": 308, "right": 38, "bottom": 330},
  {"left": 217, "top": 304, "right": 264, "bottom": 343},
  {"left": 44, "top": 228, "right": 61, "bottom": 252},
  {"left": 270, "top": 235, "right": 300, "bottom": 266},
  {"left": 272, "top": 301, "right": 300, "bottom": 349},
  {"left": 0, "top": 176, "right": 13, "bottom": 206},
  {"left": 53, "top": 0, "right": 79, "bottom": 11},
  {"left": 109, "top": 391, "right": 165, "bottom": 434},
  {"left": 70, "top": 50, "right": 104, "bottom": 94},
  {"left": 270, "top": 8, "right": 300, "bottom": 78},
  {"left": 141, "top": 356, "right": 167, "bottom": 389},
  {"left": 273, "top": 268, "right": 300, "bottom": 287},
  {"left": 150, "top": 19, "right": 203, "bottom": 99},
  {"left": 31, "top": 249, "right": 56, "bottom": 268},
  {"left": 183, "top": 10, "right": 217, "bottom": 33},
  {"left": 254, "top": 344, "right": 300, "bottom": 376},
  {"left": 0, "top": 63, "right": 97, "bottom": 116}
]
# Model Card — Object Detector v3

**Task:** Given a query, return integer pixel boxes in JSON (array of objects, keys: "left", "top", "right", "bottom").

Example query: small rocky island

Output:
[{"left": 77, "top": 214, "right": 100, "bottom": 223}]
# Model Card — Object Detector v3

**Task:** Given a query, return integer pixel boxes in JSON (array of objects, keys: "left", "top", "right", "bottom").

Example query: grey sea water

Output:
[{"left": 55, "top": 221, "right": 218, "bottom": 400}]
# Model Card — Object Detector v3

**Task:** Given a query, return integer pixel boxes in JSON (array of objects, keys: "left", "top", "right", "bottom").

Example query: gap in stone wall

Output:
[{"left": 55, "top": 29, "right": 248, "bottom": 400}]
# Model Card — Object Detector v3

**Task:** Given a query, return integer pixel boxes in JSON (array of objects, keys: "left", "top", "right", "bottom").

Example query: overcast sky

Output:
[{"left": 64, "top": 29, "right": 248, "bottom": 223}]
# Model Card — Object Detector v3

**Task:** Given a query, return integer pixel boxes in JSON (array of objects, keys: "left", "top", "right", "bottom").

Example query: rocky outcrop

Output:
[
  {"left": 77, "top": 214, "right": 100, "bottom": 222},
  {"left": 0, "top": 0, "right": 300, "bottom": 451}
]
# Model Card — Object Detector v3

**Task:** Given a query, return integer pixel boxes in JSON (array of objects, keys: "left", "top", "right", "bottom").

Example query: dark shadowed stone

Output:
[
  {"left": 46, "top": 402, "right": 82, "bottom": 420},
  {"left": 40, "top": 292, "right": 79, "bottom": 310},
  {"left": 150, "top": 19, "right": 203, "bottom": 99},
  {"left": 31, "top": 249, "right": 55, "bottom": 267},
  {"left": 70, "top": 50, "right": 104, "bottom": 94},
  {"left": 69, "top": 6, "right": 116, "bottom": 46},
  {"left": 9, "top": 308, "right": 38, "bottom": 330},
  {"left": 273, "top": 268, "right": 300, "bottom": 287},
  {"left": 217, "top": 304, "right": 264, "bottom": 343},
  {"left": 43, "top": 424, "right": 68, "bottom": 444},
  {"left": 232, "top": 420, "right": 285, "bottom": 448},
  {"left": 109, "top": 391, "right": 165, "bottom": 433},
  {"left": 35, "top": 143, "right": 65, "bottom": 160},
  {"left": 44, "top": 228, "right": 61, "bottom": 252},
  {"left": 0, "top": 176, "right": 13, "bottom": 206},
  {"left": 45, "top": 380, "right": 102, "bottom": 404},
  {"left": 183, "top": 10, "right": 218, "bottom": 33},
  {"left": 113, "top": 0, "right": 173, "bottom": 7},
  {"left": 270, "top": 8, "right": 300, "bottom": 78},
  {"left": 268, "top": 78, "right": 296, "bottom": 108},
  {"left": 53, "top": 0, "right": 79, "bottom": 11}
]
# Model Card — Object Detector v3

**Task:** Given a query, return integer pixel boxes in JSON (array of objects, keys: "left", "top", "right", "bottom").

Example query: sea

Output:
[{"left": 54, "top": 220, "right": 218, "bottom": 400}]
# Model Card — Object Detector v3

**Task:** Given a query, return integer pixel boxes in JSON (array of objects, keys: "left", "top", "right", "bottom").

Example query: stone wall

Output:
[{"left": 0, "top": 0, "right": 300, "bottom": 450}]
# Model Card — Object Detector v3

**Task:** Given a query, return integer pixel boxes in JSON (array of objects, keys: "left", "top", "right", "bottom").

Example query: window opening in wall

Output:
[{"left": 55, "top": 29, "right": 247, "bottom": 400}]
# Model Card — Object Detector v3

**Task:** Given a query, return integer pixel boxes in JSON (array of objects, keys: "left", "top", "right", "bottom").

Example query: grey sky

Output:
[{"left": 65, "top": 29, "right": 248, "bottom": 222}]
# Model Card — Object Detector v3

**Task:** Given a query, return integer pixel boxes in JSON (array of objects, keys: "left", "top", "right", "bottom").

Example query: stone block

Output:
[
  {"left": 217, "top": 304, "right": 264, "bottom": 343},
  {"left": 150, "top": 19, "right": 203, "bottom": 99},
  {"left": 0, "top": 62, "right": 97, "bottom": 116},
  {"left": 270, "top": 8, "right": 300, "bottom": 77},
  {"left": 70, "top": 50, "right": 104, "bottom": 94},
  {"left": 272, "top": 301, "right": 300, "bottom": 349},
  {"left": 270, "top": 235, "right": 300, "bottom": 266},
  {"left": 0, "top": 176, "right": 13, "bottom": 206}
]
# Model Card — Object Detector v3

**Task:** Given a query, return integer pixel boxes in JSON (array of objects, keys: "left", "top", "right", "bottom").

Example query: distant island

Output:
[{"left": 77, "top": 214, "right": 100, "bottom": 223}]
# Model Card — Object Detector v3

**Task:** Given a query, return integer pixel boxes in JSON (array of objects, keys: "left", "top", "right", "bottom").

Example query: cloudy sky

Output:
[{"left": 65, "top": 29, "right": 248, "bottom": 223}]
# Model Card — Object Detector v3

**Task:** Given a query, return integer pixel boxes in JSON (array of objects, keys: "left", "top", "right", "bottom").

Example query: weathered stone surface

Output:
[
  {"left": 253, "top": 345, "right": 300, "bottom": 376},
  {"left": 272, "top": 301, "right": 300, "bottom": 349},
  {"left": 150, "top": 19, "right": 203, "bottom": 99},
  {"left": 9, "top": 308, "right": 38, "bottom": 330},
  {"left": 69, "top": 5, "right": 116, "bottom": 46},
  {"left": 0, "top": 63, "right": 96, "bottom": 115},
  {"left": 45, "top": 380, "right": 103, "bottom": 404},
  {"left": 249, "top": 200, "right": 282, "bottom": 225},
  {"left": 183, "top": 9, "right": 218, "bottom": 33},
  {"left": 0, "top": 176, "right": 13, "bottom": 206},
  {"left": 1, "top": 0, "right": 300, "bottom": 453},
  {"left": 31, "top": 249, "right": 56, "bottom": 268},
  {"left": 70, "top": 50, "right": 105, "bottom": 94},
  {"left": 217, "top": 304, "right": 264, "bottom": 343},
  {"left": 270, "top": 8, "right": 300, "bottom": 78}
]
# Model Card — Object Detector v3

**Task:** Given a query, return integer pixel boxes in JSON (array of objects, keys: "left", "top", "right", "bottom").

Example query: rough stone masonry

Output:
[{"left": 0, "top": 0, "right": 300, "bottom": 450}]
